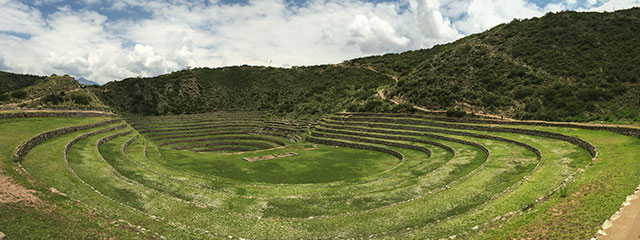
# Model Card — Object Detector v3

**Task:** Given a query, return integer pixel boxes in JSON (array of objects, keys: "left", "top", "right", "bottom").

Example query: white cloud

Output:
[
  {"left": 0, "top": 0, "right": 639, "bottom": 83},
  {"left": 581, "top": 0, "right": 640, "bottom": 11}
]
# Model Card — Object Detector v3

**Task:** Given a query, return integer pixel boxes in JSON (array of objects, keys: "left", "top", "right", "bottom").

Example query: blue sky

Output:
[{"left": 1, "top": 0, "right": 639, "bottom": 83}]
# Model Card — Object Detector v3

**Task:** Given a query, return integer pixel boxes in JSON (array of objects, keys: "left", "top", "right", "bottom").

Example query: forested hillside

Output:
[
  {"left": 97, "top": 65, "right": 395, "bottom": 115},
  {"left": 0, "top": 72, "right": 109, "bottom": 110},
  {"left": 349, "top": 8, "right": 640, "bottom": 121},
  {"left": 3, "top": 8, "right": 639, "bottom": 122}
]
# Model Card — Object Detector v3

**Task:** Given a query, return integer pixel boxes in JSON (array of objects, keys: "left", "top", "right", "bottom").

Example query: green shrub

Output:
[
  {"left": 446, "top": 109, "right": 467, "bottom": 118},
  {"left": 391, "top": 103, "right": 416, "bottom": 113},
  {"left": 71, "top": 94, "right": 91, "bottom": 105},
  {"left": 10, "top": 90, "right": 27, "bottom": 99},
  {"left": 42, "top": 93, "right": 65, "bottom": 104}
]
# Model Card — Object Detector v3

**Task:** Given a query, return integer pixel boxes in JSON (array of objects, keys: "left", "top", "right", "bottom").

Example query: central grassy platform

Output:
[{"left": 154, "top": 142, "right": 400, "bottom": 184}]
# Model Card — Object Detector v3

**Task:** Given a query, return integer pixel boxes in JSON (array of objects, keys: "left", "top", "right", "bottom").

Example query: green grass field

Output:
[{"left": 1, "top": 111, "right": 639, "bottom": 239}]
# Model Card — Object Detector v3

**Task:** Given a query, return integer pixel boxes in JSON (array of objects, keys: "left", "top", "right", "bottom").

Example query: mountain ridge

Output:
[{"left": 2, "top": 8, "right": 639, "bottom": 122}]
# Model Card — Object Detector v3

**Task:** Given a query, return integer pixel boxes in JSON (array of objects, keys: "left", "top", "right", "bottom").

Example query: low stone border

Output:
[
  {"left": 311, "top": 132, "right": 432, "bottom": 157},
  {"left": 122, "top": 134, "right": 139, "bottom": 154},
  {"left": 0, "top": 111, "right": 116, "bottom": 120},
  {"left": 331, "top": 116, "right": 592, "bottom": 157},
  {"left": 133, "top": 121, "right": 261, "bottom": 131},
  {"left": 13, "top": 119, "right": 123, "bottom": 163},
  {"left": 97, "top": 130, "right": 134, "bottom": 148},
  {"left": 192, "top": 146, "right": 256, "bottom": 153},
  {"left": 144, "top": 127, "right": 252, "bottom": 138},
  {"left": 319, "top": 121, "right": 490, "bottom": 156},
  {"left": 174, "top": 141, "right": 277, "bottom": 151},
  {"left": 319, "top": 122, "right": 541, "bottom": 159},
  {"left": 138, "top": 124, "right": 259, "bottom": 134},
  {"left": 150, "top": 131, "right": 252, "bottom": 141},
  {"left": 340, "top": 112, "right": 640, "bottom": 140},
  {"left": 306, "top": 136, "right": 404, "bottom": 160},
  {"left": 315, "top": 126, "right": 455, "bottom": 156},
  {"left": 159, "top": 135, "right": 286, "bottom": 147},
  {"left": 64, "top": 124, "right": 128, "bottom": 156}
]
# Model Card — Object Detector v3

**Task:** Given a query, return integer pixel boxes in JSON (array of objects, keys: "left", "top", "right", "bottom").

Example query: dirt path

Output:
[
  {"left": 377, "top": 89, "right": 401, "bottom": 105},
  {"left": 597, "top": 185, "right": 640, "bottom": 240}
]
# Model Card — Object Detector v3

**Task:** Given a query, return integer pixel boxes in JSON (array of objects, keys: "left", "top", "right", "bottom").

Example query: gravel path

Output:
[{"left": 597, "top": 185, "right": 640, "bottom": 240}]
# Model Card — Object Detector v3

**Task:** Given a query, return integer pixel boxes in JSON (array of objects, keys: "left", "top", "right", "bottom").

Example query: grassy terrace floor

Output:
[{"left": 1, "top": 111, "right": 638, "bottom": 239}]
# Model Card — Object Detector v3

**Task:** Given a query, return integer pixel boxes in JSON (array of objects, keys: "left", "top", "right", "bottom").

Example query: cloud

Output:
[
  {"left": 0, "top": 0, "right": 639, "bottom": 84},
  {"left": 0, "top": 54, "right": 8, "bottom": 71}
]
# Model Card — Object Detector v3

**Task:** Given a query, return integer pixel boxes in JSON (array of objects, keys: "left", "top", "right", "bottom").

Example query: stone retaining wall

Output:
[
  {"left": 312, "top": 132, "right": 432, "bottom": 157},
  {"left": 1, "top": 111, "right": 116, "bottom": 120},
  {"left": 122, "top": 134, "right": 139, "bottom": 153},
  {"left": 160, "top": 135, "right": 286, "bottom": 147},
  {"left": 133, "top": 121, "right": 262, "bottom": 131},
  {"left": 319, "top": 122, "right": 541, "bottom": 159},
  {"left": 138, "top": 124, "right": 259, "bottom": 134},
  {"left": 151, "top": 131, "right": 252, "bottom": 141},
  {"left": 192, "top": 146, "right": 255, "bottom": 152},
  {"left": 331, "top": 116, "right": 593, "bottom": 157},
  {"left": 306, "top": 136, "right": 404, "bottom": 160},
  {"left": 144, "top": 127, "right": 252, "bottom": 138},
  {"left": 340, "top": 112, "right": 640, "bottom": 140},
  {"left": 97, "top": 130, "right": 134, "bottom": 148},
  {"left": 318, "top": 122, "right": 491, "bottom": 157},
  {"left": 13, "top": 119, "right": 123, "bottom": 163},
  {"left": 174, "top": 141, "right": 275, "bottom": 151},
  {"left": 64, "top": 124, "right": 128, "bottom": 156},
  {"left": 316, "top": 127, "right": 456, "bottom": 156}
]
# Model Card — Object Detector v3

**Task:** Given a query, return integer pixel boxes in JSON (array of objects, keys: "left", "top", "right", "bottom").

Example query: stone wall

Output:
[
  {"left": 318, "top": 123, "right": 541, "bottom": 159},
  {"left": 173, "top": 141, "right": 275, "bottom": 150},
  {"left": 311, "top": 132, "right": 432, "bottom": 157},
  {"left": 306, "top": 136, "right": 404, "bottom": 160},
  {"left": 340, "top": 112, "right": 640, "bottom": 140},
  {"left": 122, "top": 134, "right": 140, "bottom": 153},
  {"left": 64, "top": 124, "right": 128, "bottom": 156},
  {"left": 1, "top": 111, "right": 116, "bottom": 120},
  {"left": 13, "top": 119, "right": 123, "bottom": 163},
  {"left": 138, "top": 124, "right": 259, "bottom": 134},
  {"left": 158, "top": 135, "right": 286, "bottom": 147},
  {"left": 97, "top": 130, "right": 134, "bottom": 148},
  {"left": 330, "top": 116, "right": 593, "bottom": 157}
]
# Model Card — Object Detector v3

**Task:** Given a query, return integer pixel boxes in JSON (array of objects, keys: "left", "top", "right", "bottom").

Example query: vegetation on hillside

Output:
[
  {"left": 97, "top": 65, "right": 394, "bottom": 115},
  {"left": 0, "top": 73, "right": 110, "bottom": 110},
  {"left": 348, "top": 8, "right": 640, "bottom": 122}
]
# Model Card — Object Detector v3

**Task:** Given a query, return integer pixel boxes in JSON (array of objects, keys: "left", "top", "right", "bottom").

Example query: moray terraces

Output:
[{"left": 3, "top": 110, "right": 640, "bottom": 239}]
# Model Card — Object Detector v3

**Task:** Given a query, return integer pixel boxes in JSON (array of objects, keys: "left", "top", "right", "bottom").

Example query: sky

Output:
[{"left": 1, "top": 0, "right": 639, "bottom": 84}]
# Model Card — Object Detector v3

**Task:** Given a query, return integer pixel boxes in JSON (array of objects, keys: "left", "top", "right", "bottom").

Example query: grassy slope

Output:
[
  {"left": 0, "top": 117, "right": 139, "bottom": 239},
  {"left": 1, "top": 112, "right": 638, "bottom": 239},
  {"left": 477, "top": 127, "right": 640, "bottom": 239}
]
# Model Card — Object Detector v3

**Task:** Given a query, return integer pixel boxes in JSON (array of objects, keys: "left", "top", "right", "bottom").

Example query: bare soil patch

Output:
[{"left": 0, "top": 170, "right": 42, "bottom": 206}]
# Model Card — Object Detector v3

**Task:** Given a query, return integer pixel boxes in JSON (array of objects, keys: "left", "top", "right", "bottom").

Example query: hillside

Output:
[
  {"left": 0, "top": 73, "right": 109, "bottom": 110},
  {"left": 93, "top": 8, "right": 640, "bottom": 122},
  {"left": 348, "top": 8, "right": 640, "bottom": 122},
  {"left": 97, "top": 65, "right": 395, "bottom": 115}
]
